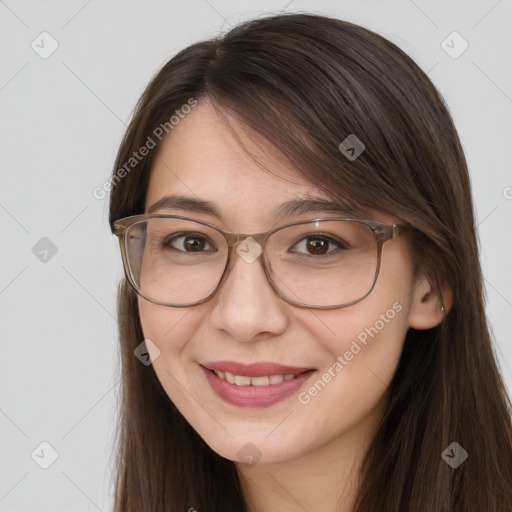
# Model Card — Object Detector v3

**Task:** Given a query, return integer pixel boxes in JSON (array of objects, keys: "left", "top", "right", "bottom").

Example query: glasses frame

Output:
[{"left": 113, "top": 214, "right": 409, "bottom": 309}]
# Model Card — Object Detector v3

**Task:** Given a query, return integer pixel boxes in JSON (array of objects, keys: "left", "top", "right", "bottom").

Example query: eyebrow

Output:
[{"left": 147, "top": 194, "right": 365, "bottom": 222}]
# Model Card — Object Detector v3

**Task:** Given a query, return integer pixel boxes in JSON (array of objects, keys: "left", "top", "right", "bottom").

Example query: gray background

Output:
[{"left": 1, "top": 1, "right": 511, "bottom": 510}]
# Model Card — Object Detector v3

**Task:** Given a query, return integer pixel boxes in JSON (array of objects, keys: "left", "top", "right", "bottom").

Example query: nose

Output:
[{"left": 209, "top": 240, "right": 289, "bottom": 342}]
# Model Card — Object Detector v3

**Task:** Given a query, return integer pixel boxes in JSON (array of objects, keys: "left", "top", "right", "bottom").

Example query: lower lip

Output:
[{"left": 200, "top": 365, "right": 316, "bottom": 408}]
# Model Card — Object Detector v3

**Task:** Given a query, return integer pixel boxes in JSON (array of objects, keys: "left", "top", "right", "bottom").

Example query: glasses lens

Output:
[
  {"left": 266, "top": 220, "right": 378, "bottom": 307},
  {"left": 124, "top": 218, "right": 227, "bottom": 305}
]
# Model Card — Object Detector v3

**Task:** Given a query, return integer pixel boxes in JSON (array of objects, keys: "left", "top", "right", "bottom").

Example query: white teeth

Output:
[
  {"left": 251, "top": 376, "right": 270, "bottom": 386},
  {"left": 234, "top": 375, "right": 251, "bottom": 386},
  {"left": 213, "top": 370, "right": 297, "bottom": 386}
]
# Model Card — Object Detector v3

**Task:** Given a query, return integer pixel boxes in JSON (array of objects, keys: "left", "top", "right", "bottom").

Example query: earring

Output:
[{"left": 441, "top": 306, "right": 446, "bottom": 313}]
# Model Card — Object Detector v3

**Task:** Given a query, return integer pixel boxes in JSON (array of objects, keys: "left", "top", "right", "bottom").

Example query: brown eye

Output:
[
  {"left": 166, "top": 233, "right": 215, "bottom": 252},
  {"left": 306, "top": 238, "right": 329, "bottom": 255},
  {"left": 292, "top": 235, "right": 345, "bottom": 256}
]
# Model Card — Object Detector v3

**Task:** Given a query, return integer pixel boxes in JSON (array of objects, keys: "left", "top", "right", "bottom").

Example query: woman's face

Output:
[{"left": 139, "top": 100, "right": 420, "bottom": 466}]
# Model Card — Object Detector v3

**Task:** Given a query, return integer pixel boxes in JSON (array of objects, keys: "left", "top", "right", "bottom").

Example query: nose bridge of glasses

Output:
[
  {"left": 225, "top": 232, "right": 266, "bottom": 265},
  {"left": 221, "top": 230, "right": 265, "bottom": 252},
  {"left": 223, "top": 231, "right": 267, "bottom": 246}
]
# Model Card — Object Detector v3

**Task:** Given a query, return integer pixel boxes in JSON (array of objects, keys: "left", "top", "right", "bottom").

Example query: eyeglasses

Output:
[{"left": 113, "top": 214, "right": 408, "bottom": 309}]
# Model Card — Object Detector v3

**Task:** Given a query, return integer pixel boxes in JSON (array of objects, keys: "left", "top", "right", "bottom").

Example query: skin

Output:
[{"left": 138, "top": 100, "right": 453, "bottom": 511}]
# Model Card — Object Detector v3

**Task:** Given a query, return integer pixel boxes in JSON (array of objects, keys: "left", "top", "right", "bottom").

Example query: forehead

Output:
[{"left": 145, "top": 101, "right": 379, "bottom": 229}]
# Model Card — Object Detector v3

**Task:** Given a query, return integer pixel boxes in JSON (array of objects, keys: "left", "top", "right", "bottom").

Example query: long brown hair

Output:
[{"left": 108, "top": 13, "right": 512, "bottom": 511}]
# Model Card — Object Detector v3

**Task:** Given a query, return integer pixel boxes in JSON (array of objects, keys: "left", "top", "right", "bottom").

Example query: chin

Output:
[{"left": 195, "top": 427, "right": 304, "bottom": 467}]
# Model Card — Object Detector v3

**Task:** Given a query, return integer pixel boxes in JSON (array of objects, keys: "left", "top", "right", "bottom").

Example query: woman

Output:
[{"left": 108, "top": 13, "right": 512, "bottom": 511}]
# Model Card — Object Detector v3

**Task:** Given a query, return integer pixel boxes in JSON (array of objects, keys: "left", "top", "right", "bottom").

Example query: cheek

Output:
[
  {"left": 137, "top": 298, "right": 204, "bottom": 363},
  {"left": 290, "top": 302, "right": 409, "bottom": 455},
  {"left": 310, "top": 297, "right": 408, "bottom": 397},
  {"left": 307, "top": 270, "right": 410, "bottom": 367},
  {"left": 137, "top": 298, "right": 206, "bottom": 416},
  {"left": 339, "top": 302, "right": 408, "bottom": 389},
  {"left": 300, "top": 252, "right": 413, "bottom": 413}
]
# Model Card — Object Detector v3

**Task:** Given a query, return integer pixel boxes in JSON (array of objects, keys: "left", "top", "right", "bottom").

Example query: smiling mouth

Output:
[
  {"left": 199, "top": 360, "right": 316, "bottom": 407},
  {"left": 201, "top": 365, "right": 317, "bottom": 408}
]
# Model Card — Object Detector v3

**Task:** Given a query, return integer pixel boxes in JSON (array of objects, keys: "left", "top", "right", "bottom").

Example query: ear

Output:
[{"left": 408, "top": 273, "right": 454, "bottom": 330}]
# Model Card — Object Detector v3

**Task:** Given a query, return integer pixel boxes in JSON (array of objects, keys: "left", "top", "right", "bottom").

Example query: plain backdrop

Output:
[{"left": 1, "top": 1, "right": 511, "bottom": 510}]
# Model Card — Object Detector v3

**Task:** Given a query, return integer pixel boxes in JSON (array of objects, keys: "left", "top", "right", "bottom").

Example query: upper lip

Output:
[{"left": 201, "top": 361, "right": 314, "bottom": 377}]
